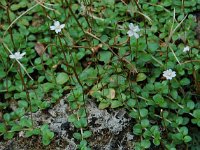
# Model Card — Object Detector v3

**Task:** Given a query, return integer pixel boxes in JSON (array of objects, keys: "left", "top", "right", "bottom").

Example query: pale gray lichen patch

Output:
[{"left": 87, "top": 101, "right": 130, "bottom": 134}]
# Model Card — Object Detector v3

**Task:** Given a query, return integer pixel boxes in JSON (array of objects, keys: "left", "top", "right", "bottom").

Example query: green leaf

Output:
[
  {"left": 98, "top": 101, "right": 110, "bottom": 109},
  {"left": 193, "top": 109, "right": 200, "bottom": 118},
  {"left": 3, "top": 113, "right": 10, "bottom": 122},
  {"left": 150, "top": 125, "right": 159, "bottom": 133},
  {"left": 149, "top": 42, "right": 159, "bottom": 52},
  {"left": 153, "top": 138, "right": 160, "bottom": 146},
  {"left": 10, "top": 4, "right": 20, "bottom": 11},
  {"left": 104, "top": 88, "right": 115, "bottom": 99},
  {"left": 83, "top": 130, "right": 92, "bottom": 139},
  {"left": 111, "top": 100, "right": 123, "bottom": 108},
  {"left": 41, "top": 83, "right": 55, "bottom": 93},
  {"left": 25, "top": 128, "right": 40, "bottom": 137},
  {"left": 154, "top": 131, "right": 161, "bottom": 139},
  {"left": 143, "top": 130, "right": 152, "bottom": 138},
  {"left": 74, "top": 118, "right": 88, "bottom": 128},
  {"left": 153, "top": 94, "right": 167, "bottom": 107},
  {"left": 79, "top": 118, "right": 88, "bottom": 128},
  {"left": 176, "top": 117, "right": 183, "bottom": 125},
  {"left": 4, "top": 132, "right": 15, "bottom": 140},
  {"left": 41, "top": 124, "right": 50, "bottom": 132},
  {"left": 99, "top": 51, "right": 112, "bottom": 64},
  {"left": 0, "top": 67, "right": 6, "bottom": 78},
  {"left": 41, "top": 125, "right": 54, "bottom": 146},
  {"left": 38, "top": 76, "right": 45, "bottom": 83},
  {"left": 136, "top": 73, "right": 147, "bottom": 82},
  {"left": 56, "top": 72, "right": 69, "bottom": 85},
  {"left": 18, "top": 1, "right": 26, "bottom": 8},
  {"left": 18, "top": 100, "right": 28, "bottom": 108},
  {"left": 0, "top": 123, "right": 6, "bottom": 133},
  {"left": 15, "top": 108, "right": 25, "bottom": 117},
  {"left": 180, "top": 78, "right": 190, "bottom": 86},
  {"left": 46, "top": 130, "right": 54, "bottom": 139},
  {"left": 79, "top": 140, "right": 88, "bottom": 148},
  {"left": 80, "top": 68, "right": 97, "bottom": 86},
  {"left": 170, "top": 90, "right": 178, "bottom": 99},
  {"left": 42, "top": 138, "right": 50, "bottom": 146},
  {"left": 139, "top": 108, "right": 148, "bottom": 117},
  {"left": 133, "top": 124, "right": 142, "bottom": 135},
  {"left": 153, "top": 94, "right": 164, "bottom": 102},
  {"left": 77, "top": 108, "right": 87, "bottom": 118},
  {"left": 20, "top": 117, "right": 32, "bottom": 128},
  {"left": 73, "top": 132, "right": 82, "bottom": 140},
  {"left": 191, "top": 118, "right": 200, "bottom": 125},
  {"left": 175, "top": 133, "right": 183, "bottom": 140},
  {"left": 40, "top": 101, "right": 50, "bottom": 109},
  {"left": 127, "top": 99, "right": 136, "bottom": 107},
  {"left": 162, "top": 111, "right": 169, "bottom": 118},
  {"left": 11, "top": 125, "right": 22, "bottom": 132},
  {"left": 129, "top": 110, "right": 139, "bottom": 118},
  {"left": 0, "top": 0, "right": 6, "bottom": 6},
  {"left": 141, "top": 139, "right": 151, "bottom": 149},
  {"left": 69, "top": 102, "right": 78, "bottom": 110},
  {"left": 184, "top": 135, "right": 192, "bottom": 143},
  {"left": 180, "top": 127, "right": 188, "bottom": 135},
  {"left": 101, "top": 35, "right": 108, "bottom": 42},
  {"left": 187, "top": 101, "right": 195, "bottom": 110},
  {"left": 141, "top": 119, "right": 149, "bottom": 128}
]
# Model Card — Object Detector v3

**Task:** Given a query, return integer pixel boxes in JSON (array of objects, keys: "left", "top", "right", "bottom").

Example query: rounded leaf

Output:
[
  {"left": 184, "top": 135, "right": 192, "bottom": 143},
  {"left": 136, "top": 73, "right": 147, "bottom": 82},
  {"left": 141, "top": 119, "right": 150, "bottom": 128},
  {"left": 0, "top": 123, "right": 6, "bottom": 133},
  {"left": 111, "top": 100, "right": 123, "bottom": 108},
  {"left": 56, "top": 72, "right": 69, "bottom": 85},
  {"left": 73, "top": 132, "right": 82, "bottom": 140},
  {"left": 133, "top": 124, "right": 142, "bottom": 135},
  {"left": 139, "top": 108, "right": 148, "bottom": 117},
  {"left": 141, "top": 139, "right": 151, "bottom": 149},
  {"left": 83, "top": 130, "right": 92, "bottom": 139}
]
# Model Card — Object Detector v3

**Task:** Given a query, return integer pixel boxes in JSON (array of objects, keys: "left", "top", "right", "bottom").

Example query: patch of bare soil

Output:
[{"left": 0, "top": 97, "right": 134, "bottom": 150}]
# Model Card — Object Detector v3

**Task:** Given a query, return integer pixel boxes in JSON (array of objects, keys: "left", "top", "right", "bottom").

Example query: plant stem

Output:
[
  {"left": 135, "top": 39, "right": 138, "bottom": 63},
  {"left": 132, "top": 0, "right": 148, "bottom": 50},
  {"left": 57, "top": 35, "right": 88, "bottom": 124},
  {"left": 6, "top": 4, "right": 16, "bottom": 49},
  {"left": 57, "top": 35, "right": 83, "bottom": 87},
  {"left": 17, "top": 63, "right": 34, "bottom": 127}
]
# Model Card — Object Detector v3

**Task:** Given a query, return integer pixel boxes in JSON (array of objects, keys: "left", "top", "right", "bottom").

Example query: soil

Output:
[{"left": 0, "top": 97, "right": 135, "bottom": 150}]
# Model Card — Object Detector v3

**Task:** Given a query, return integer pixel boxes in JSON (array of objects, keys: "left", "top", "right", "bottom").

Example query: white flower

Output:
[
  {"left": 50, "top": 21, "right": 65, "bottom": 34},
  {"left": 19, "top": 131, "right": 24, "bottom": 137},
  {"left": 183, "top": 46, "right": 190, "bottom": 52},
  {"left": 9, "top": 52, "right": 26, "bottom": 60},
  {"left": 127, "top": 23, "right": 140, "bottom": 39},
  {"left": 163, "top": 69, "right": 176, "bottom": 80}
]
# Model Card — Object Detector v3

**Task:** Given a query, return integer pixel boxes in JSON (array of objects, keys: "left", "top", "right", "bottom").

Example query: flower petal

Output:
[
  {"left": 55, "top": 28, "right": 61, "bottom": 33},
  {"left": 60, "top": 24, "right": 65, "bottom": 29},
  {"left": 15, "top": 52, "right": 20, "bottom": 56},
  {"left": 133, "top": 33, "right": 139, "bottom": 39},
  {"left": 163, "top": 69, "right": 176, "bottom": 80},
  {"left": 183, "top": 46, "right": 190, "bottom": 52},
  {"left": 134, "top": 25, "right": 140, "bottom": 32},
  {"left": 9, "top": 54, "right": 15, "bottom": 59},
  {"left": 21, "top": 52, "right": 26, "bottom": 57},
  {"left": 9, "top": 52, "right": 25, "bottom": 60},
  {"left": 127, "top": 30, "right": 134, "bottom": 37},
  {"left": 50, "top": 26, "right": 55, "bottom": 30},
  {"left": 172, "top": 72, "right": 176, "bottom": 77},
  {"left": 129, "top": 23, "right": 134, "bottom": 30},
  {"left": 54, "top": 21, "right": 60, "bottom": 27}
]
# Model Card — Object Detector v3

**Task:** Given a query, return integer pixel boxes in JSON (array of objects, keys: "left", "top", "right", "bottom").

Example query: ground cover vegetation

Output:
[{"left": 0, "top": 0, "right": 200, "bottom": 149}]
